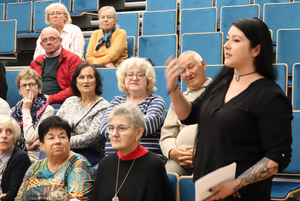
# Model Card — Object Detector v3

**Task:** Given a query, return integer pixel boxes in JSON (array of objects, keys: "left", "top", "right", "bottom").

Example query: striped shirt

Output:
[{"left": 99, "top": 94, "right": 165, "bottom": 155}]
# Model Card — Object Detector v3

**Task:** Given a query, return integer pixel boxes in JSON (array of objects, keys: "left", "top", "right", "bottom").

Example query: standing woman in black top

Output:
[{"left": 165, "top": 18, "right": 292, "bottom": 201}]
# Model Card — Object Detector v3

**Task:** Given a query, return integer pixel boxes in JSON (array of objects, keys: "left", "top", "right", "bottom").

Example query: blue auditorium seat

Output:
[
  {"left": 97, "top": 68, "right": 123, "bottom": 103},
  {"left": 263, "top": 2, "right": 300, "bottom": 44},
  {"left": 73, "top": 0, "right": 98, "bottom": 12},
  {"left": 0, "top": 3, "right": 4, "bottom": 20},
  {"left": 7, "top": 2, "right": 32, "bottom": 33},
  {"left": 271, "top": 111, "right": 300, "bottom": 200},
  {"left": 0, "top": 19, "right": 17, "bottom": 61},
  {"left": 220, "top": 4, "right": 259, "bottom": 42},
  {"left": 292, "top": 64, "right": 300, "bottom": 110},
  {"left": 180, "top": 7, "right": 217, "bottom": 44},
  {"left": 180, "top": 0, "right": 213, "bottom": 9},
  {"left": 5, "top": 69, "right": 22, "bottom": 107},
  {"left": 127, "top": 36, "right": 135, "bottom": 58},
  {"left": 181, "top": 32, "right": 223, "bottom": 65},
  {"left": 138, "top": 34, "right": 177, "bottom": 66},
  {"left": 167, "top": 172, "right": 179, "bottom": 201},
  {"left": 60, "top": 0, "right": 71, "bottom": 12},
  {"left": 117, "top": 12, "right": 139, "bottom": 48},
  {"left": 216, "top": 0, "right": 250, "bottom": 22},
  {"left": 153, "top": 67, "right": 170, "bottom": 111},
  {"left": 276, "top": 28, "right": 300, "bottom": 75},
  {"left": 34, "top": 0, "right": 59, "bottom": 32},
  {"left": 179, "top": 176, "right": 195, "bottom": 201},
  {"left": 142, "top": 10, "right": 177, "bottom": 36},
  {"left": 146, "top": 0, "right": 177, "bottom": 11},
  {"left": 253, "top": 0, "right": 289, "bottom": 19},
  {"left": 274, "top": 63, "right": 288, "bottom": 95},
  {"left": 0, "top": 0, "right": 18, "bottom": 15}
]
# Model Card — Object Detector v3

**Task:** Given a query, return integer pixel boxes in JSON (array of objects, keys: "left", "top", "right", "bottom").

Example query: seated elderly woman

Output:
[
  {"left": 0, "top": 115, "right": 31, "bottom": 201},
  {"left": 33, "top": 2, "right": 85, "bottom": 60},
  {"left": 11, "top": 68, "right": 54, "bottom": 162},
  {"left": 15, "top": 116, "right": 94, "bottom": 200},
  {"left": 99, "top": 57, "right": 165, "bottom": 156},
  {"left": 86, "top": 6, "right": 128, "bottom": 68},
  {"left": 91, "top": 103, "right": 173, "bottom": 201},
  {"left": 55, "top": 63, "right": 109, "bottom": 166}
]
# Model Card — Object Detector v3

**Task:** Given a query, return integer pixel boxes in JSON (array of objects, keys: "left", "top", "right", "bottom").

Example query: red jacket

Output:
[{"left": 30, "top": 48, "right": 82, "bottom": 104}]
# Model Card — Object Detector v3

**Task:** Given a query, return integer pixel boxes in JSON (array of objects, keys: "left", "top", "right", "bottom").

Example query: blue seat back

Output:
[
  {"left": 7, "top": 2, "right": 32, "bottom": 33},
  {"left": 73, "top": 0, "right": 98, "bottom": 12},
  {"left": 61, "top": 0, "right": 71, "bottom": 12},
  {"left": 253, "top": 0, "right": 289, "bottom": 19},
  {"left": 276, "top": 29, "right": 300, "bottom": 75},
  {"left": 282, "top": 111, "right": 300, "bottom": 174},
  {"left": 167, "top": 173, "right": 178, "bottom": 201},
  {"left": 264, "top": 2, "right": 300, "bottom": 44},
  {"left": 6, "top": 69, "right": 22, "bottom": 108},
  {"left": 138, "top": 34, "right": 177, "bottom": 66},
  {"left": 0, "top": 19, "right": 17, "bottom": 54},
  {"left": 216, "top": 0, "right": 250, "bottom": 21},
  {"left": 97, "top": 68, "right": 123, "bottom": 103},
  {"left": 274, "top": 63, "right": 288, "bottom": 95},
  {"left": 127, "top": 36, "right": 135, "bottom": 58},
  {"left": 146, "top": 0, "right": 177, "bottom": 11},
  {"left": 142, "top": 10, "right": 177, "bottom": 36},
  {"left": 180, "top": 7, "right": 217, "bottom": 42},
  {"left": 153, "top": 67, "right": 170, "bottom": 110},
  {"left": 182, "top": 32, "right": 223, "bottom": 65},
  {"left": 0, "top": 3, "right": 4, "bottom": 20},
  {"left": 220, "top": 4, "right": 259, "bottom": 42},
  {"left": 180, "top": 0, "right": 213, "bottom": 9},
  {"left": 179, "top": 176, "right": 195, "bottom": 201},
  {"left": 117, "top": 12, "right": 139, "bottom": 48},
  {"left": 292, "top": 64, "right": 300, "bottom": 111},
  {"left": 34, "top": 0, "right": 59, "bottom": 32},
  {"left": 84, "top": 38, "right": 89, "bottom": 60}
]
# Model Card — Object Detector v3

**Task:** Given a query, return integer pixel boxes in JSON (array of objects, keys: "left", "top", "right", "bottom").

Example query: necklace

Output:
[
  {"left": 234, "top": 71, "right": 257, "bottom": 81},
  {"left": 84, "top": 96, "right": 98, "bottom": 108},
  {"left": 112, "top": 147, "right": 141, "bottom": 201}
]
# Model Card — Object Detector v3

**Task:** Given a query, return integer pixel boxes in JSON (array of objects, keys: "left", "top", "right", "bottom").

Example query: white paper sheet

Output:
[{"left": 195, "top": 162, "right": 237, "bottom": 201}]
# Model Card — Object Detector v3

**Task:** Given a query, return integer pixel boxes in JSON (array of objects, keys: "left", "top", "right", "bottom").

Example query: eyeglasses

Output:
[
  {"left": 49, "top": 12, "right": 64, "bottom": 16},
  {"left": 125, "top": 73, "right": 146, "bottom": 80},
  {"left": 106, "top": 125, "right": 132, "bottom": 134},
  {"left": 20, "top": 82, "right": 37, "bottom": 89},
  {"left": 41, "top": 37, "right": 60, "bottom": 44},
  {"left": 177, "top": 65, "right": 196, "bottom": 75},
  {"left": 100, "top": 16, "right": 114, "bottom": 20}
]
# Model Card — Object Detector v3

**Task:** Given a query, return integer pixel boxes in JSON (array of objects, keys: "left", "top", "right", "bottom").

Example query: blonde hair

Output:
[
  {"left": 45, "top": 3, "right": 72, "bottom": 25},
  {"left": 16, "top": 68, "right": 42, "bottom": 89},
  {"left": 98, "top": 6, "right": 120, "bottom": 29},
  {"left": 116, "top": 57, "right": 157, "bottom": 96},
  {"left": 0, "top": 115, "right": 21, "bottom": 143}
]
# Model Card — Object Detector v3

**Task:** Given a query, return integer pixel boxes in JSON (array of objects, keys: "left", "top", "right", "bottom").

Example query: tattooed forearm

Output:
[{"left": 233, "top": 157, "right": 278, "bottom": 192}]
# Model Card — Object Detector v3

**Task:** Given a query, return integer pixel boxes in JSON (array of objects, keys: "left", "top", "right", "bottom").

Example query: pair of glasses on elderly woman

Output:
[
  {"left": 125, "top": 73, "right": 145, "bottom": 80},
  {"left": 106, "top": 125, "right": 132, "bottom": 134},
  {"left": 19, "top": 83, "right": 37, "bottom": 89}
]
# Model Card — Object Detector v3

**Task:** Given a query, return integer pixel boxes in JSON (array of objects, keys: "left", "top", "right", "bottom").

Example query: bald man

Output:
[{"left": 30, "top": 27, "right": 82, "bottom": 104}]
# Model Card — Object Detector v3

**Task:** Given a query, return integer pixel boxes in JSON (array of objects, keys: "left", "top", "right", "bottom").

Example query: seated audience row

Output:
[{"left": 33, "top": 3, "right": 127, "bottom": 68}]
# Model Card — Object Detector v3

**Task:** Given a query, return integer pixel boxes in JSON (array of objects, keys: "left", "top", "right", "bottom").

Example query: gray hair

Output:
[
  {"left": 0, "top": 115, "right": 21, "bottom": 143},
  {"left": 45, "top": 3, "right": 72, "bottom": 24},
  {"left": 107, "top": 102, "right": 145, "bottom": 130},
  {"left": 116, "top": 57, "right": 157, "bottom": 96},
  {"left": 98, "top": 6, "right": 120, "bottom": 29},
  {"left": 178, "top": 50, "right": 203, "bottom": 66},
  {"left": 16, "top": 68, "right": 42, "bottom": 89}
]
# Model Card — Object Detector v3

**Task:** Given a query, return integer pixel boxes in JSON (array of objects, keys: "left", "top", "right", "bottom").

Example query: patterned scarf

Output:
[
  {"left": 95, "top": 27, "right": 116, "bottom": 50},
  {"left": 11, "top": 93, "right": 48, "bottom": 138}
]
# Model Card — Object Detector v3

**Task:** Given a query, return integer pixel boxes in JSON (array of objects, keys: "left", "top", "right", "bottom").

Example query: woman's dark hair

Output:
[
  {"left": 38, "top": 116, "right": 71, "bottom": 143},
  {"left": 70, "top": 62, "right": 103, "bottom": 97}
]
